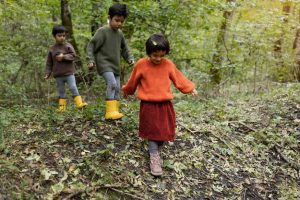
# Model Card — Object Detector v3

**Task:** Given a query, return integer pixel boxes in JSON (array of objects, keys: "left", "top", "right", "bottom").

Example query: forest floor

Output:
[{"left": 1, "top": 83, "right": 300, "bottom": 200}]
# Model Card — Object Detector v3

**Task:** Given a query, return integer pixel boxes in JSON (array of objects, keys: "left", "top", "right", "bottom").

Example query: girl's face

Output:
[
  {"left": 149, "top": 50, "right": 166, "bottom": 65},
  {"left": 109, "top": 15, "right": 125, "bottom": 30}
]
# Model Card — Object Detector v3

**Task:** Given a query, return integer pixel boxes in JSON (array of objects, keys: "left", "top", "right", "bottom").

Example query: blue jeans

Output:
[{"left": 55, "top": 75, "right": 79, "bottom": 98}]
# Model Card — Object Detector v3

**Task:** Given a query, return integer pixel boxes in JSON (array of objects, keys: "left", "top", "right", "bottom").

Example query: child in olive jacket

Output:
[{"left": 87, "top": 3, "right": 134, "bottom": 120}]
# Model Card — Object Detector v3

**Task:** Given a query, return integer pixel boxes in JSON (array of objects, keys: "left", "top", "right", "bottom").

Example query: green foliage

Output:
[
  {"left": 1, "top": 1, "right": 300, "bottom": 198},
  {"left": 1, "top": 0, "right": 300, "bottom": 103},
  {"left": 1, "top": 82, "right": 300, "bottom": 199}
]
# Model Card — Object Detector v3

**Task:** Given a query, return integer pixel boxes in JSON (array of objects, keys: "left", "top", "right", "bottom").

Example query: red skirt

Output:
[{"left": 139, "top": 101, "right": 176, "bottom": 141}]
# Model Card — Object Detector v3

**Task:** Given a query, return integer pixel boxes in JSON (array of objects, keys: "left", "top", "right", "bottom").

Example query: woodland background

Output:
[{"left": 1, "top": 0, "right": 300, "bottom": 199}]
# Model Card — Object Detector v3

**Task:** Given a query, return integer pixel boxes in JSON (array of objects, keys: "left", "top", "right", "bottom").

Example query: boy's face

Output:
[
  {"left": 149, "top": 50, "right": 166, "bottom": 65},
  {"left": 54, "top": 32, "right": 66, "bottom": 44},
  {"left": 109, "top": 15, "right": 125, "bottom": 30}
]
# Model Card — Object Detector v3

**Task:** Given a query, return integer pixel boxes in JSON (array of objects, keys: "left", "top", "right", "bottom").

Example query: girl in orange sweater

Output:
[{"left": 122, "top": 34, "right": 198, "bottom": 176}]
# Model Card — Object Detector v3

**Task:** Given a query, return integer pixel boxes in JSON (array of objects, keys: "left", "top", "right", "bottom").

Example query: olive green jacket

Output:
[{"left": 87, "top": 25, "right": 134, "bottom": 75}]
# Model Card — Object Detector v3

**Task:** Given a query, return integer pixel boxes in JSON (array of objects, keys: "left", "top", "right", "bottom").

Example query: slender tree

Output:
[
  {"left": 273, "top": 1, "right": 291, "bottom": 78},
  {"left": 61, "top": 0, "right": 82, "bottom": 69},
  {"left": 91, "top": 0, "right": 103, "bottom": 36},
  {"left": 293, "top": 17, "right": 300, "bottom": 81},
  {"left": 210, "top": 0, "right": 235, "bottom": 85}
]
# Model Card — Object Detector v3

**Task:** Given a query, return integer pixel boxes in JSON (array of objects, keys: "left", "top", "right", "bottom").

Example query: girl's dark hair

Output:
[
  {"left": 52, "top": 25, "right": 66, "bottom": 36},
  {"left": 145, "top": 34, "right": 170, "bottom": 55},
  {"left": 108, "top": 3, "right": 128, "bottom": 18}
]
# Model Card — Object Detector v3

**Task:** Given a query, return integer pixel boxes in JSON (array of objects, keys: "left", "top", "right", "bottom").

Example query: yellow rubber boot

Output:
[
  {"left": 57, "top": 98, "right": 67, "bottom": 112},
  {"left": 105, "top": 100, "right": 124, "bottom": 120},
  {"left": 74, "top": 96, "right": 88, "bottom": 109},
  {"left": 115, "top": 100, "right": 124, "bottom": 117}
]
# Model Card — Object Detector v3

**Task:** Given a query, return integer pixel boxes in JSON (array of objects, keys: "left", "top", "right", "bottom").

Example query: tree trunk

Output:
[
  {"left": 84, "top": 0, "right": 106, "bottom": 86},
  {"left": 10, "top": 59, "right": 28, "bottom": 84},
  {"left": 210, "top": 0, "right": 235, "bottom": 85},
  {"left": 293, "top": 18, "right": 300, "bottom": 81},
  {"left": 274, "top": 2, "right": 291, "bottom": 72},
  {"left": 91, "top": 0, "right": 103, "bottom": 36},
  {"left": 61, "top": 0, "right": 82, "bottom": 69}
]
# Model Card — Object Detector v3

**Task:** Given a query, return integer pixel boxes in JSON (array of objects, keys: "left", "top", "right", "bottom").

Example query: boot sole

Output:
[{"left": 151, "top": 171, "right": 163, "bottom": 176}]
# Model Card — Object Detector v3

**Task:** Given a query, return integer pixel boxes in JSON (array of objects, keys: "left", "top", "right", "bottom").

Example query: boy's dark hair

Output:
[
  {"left": 145, "top": 34, "right": 170, "bottom": 55},
  {"left": 108, "top": 3, "right": 128, "bottom": 18},
  {"left": 52, "top": 25, "right": 66, "bottom": 36}
]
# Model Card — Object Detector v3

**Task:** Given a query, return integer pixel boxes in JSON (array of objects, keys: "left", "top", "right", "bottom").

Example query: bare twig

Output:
[
  {"left": 109, "top": 188, "right": 144, "bottom": 200},
  {"left": 176, "top": 56, "right": 214, "bottom": 66},
  {"left": 207, "top": 130, "right": 235, "bottom": 152},
  {"left": 95, "top": 184, "right": 144, "bottom": 199},
  {"left": 273, "top": 144, "right": 300, "bottom": 172},
  {"left": 177, "top": 122, "right": 200, "bottom": 134},
  {"left": 243, "top": 186, "right": 264, "bottom": 200},
  {"left": 94, "top": 184, "right": 129, "bottom": 189},
  {"left": 229, "top": 121, "right": 257, "bottom": 132},
  {"left": 202, "top": 156, "right": 236, "bottom": 187},
  {"left": 62, "top": 189, "right": 85, "bottom": 200},
  {"left": 62, "top": 184, "right": 140, "bottom": 200},
  {"left": 177, "top": 122, "right": 235, "bottom": 152},
  {"left": 222, "top": 33, "right": 233, "bottom": 66},
  {"left": 242, "top": 188, "right": 247, "bottom": 200}
]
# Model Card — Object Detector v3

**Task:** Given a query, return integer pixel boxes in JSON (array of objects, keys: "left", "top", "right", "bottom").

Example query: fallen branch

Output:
[
  {"left": 242, "top": 187, "right": 247, "bottom": 200},
  {"left": 273, "top": 144, "right": 300, "bottom": 172},
  {"left": 62, "top": 190, "right": 84, "bottom": 200},
  {"left": 206, "top": 129, "right": 236, "bottom": 153},
  {"left": 94, "top": 184, "right": 144, "bottom": 200},
  {"left": 242, "top": 186, "right": 264, "bottom": 200},
  {"left": 94, "top": 184, "right": 128, "bottom": 189},
  {"left": 177, "top": 122, "right": 200, "bottom": 134},
  {"left": 62, "top": 184, "right": 132, "bottom": 200},
  {"left": 109, "top": 188, "right": 144, "bottom": 200},
  {"left": 202, "top": 156, "right": 236, "bottom": 187},
  {"left": 178, "top": 122, "right": 235, "bottom": 154},
  {"left": 229, "top": 121, "right": 257, "bottom": 132}
]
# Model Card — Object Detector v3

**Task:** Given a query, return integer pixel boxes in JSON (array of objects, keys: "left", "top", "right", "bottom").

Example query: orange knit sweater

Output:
[{"left": 122, "top": 57, "right": 195, "bottom": 101}]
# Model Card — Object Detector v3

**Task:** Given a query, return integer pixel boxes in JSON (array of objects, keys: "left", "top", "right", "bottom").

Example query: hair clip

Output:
[{"left": 152, "top": 41, "right": 157, "bottom": 46}]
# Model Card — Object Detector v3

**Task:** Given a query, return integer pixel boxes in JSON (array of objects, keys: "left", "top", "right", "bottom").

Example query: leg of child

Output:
[
  {"left": 157, "top": 141, "right": 164, "bottom": 151},
  {"left": 114, "top": 75, "right": 121, "bottom": 100},
  {"left": 56, "top": 77, "right": 66, "bottom": 98},
  {"left": 148, "top": 140, "right": 159, "bottom": 154},
  {"left": 150, "top": 141, "right": 164, "bottom": 164},
  {"left": 102, "top": 72, "right": 117, "bottom": 100},
  {"left": 149, "top": 140, "right": 163, "bottom": 176},
  {"left": 102, "top": 72, "right": 123, "bottom": 119},
  {"left": 66, "top": 75, "right": 88, "bottom": 109},
  {"left": 56, "top": 77, "right": 67, "bottom": 111},
  {"left": 66, "top": 75, "right": 79, "bottom": 97}
]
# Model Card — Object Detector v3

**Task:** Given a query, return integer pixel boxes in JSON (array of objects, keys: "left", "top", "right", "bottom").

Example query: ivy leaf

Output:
[
  {"left": 26, "top": 154, "right": 40, "bottom": 161},
  {"left": 40, "top": 168, "right": 58, "bottom": 181},
  {"left": 51, "top": 182, "right": 64, "bottom": 194}
]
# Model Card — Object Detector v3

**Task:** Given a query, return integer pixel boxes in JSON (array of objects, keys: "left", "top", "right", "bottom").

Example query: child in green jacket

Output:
[{"left": 87, "top": 3, "right": 134, "bottom": 120}]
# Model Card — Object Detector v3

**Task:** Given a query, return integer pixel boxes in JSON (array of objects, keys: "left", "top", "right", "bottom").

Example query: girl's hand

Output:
[
  {"left": 123, "top": 93, "right": 129, "bottom": 99},
  {"left": 128, "top": 59, "right": 135, "bottom": 66},
  {"left": 191, "top": 89, "right": 198, "bottom": 96},
  {"left": 122, "top": 85, "right": 129, "bottom": 99}
]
